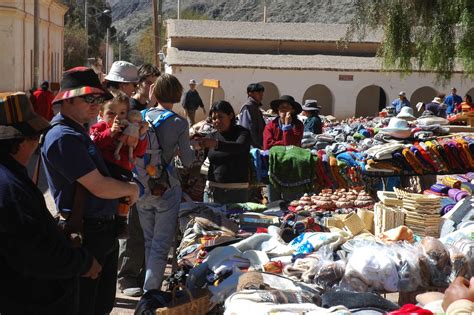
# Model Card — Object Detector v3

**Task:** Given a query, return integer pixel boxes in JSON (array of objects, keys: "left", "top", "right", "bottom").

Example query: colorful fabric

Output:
[{"left": 268, "top": 145, "right": 315, "bottom": 194}]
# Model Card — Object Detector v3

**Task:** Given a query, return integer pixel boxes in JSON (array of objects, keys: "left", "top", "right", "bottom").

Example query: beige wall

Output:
[
  {"left": 167, "top": 64, "right": 474, "bottom": 120},
  {"left": 0, "top": 0, "right": 67, "bottom": 92}
]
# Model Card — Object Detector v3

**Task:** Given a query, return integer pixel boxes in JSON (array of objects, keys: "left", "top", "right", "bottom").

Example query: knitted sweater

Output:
[{"left": 263, "top": 117, "right": 304, "bottom": 150}]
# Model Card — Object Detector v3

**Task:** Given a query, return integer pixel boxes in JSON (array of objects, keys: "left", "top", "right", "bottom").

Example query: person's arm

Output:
[
  {"left": 90, "top": 122, "right": 115, "bottom": 150},
  {"left": 263, "top": 121, "right": 284, "bottom": 150},
  {"left": 77, "top": 170, "right": 138, "bottom": 204},
  {"left": 282, "top": 120, "right": 304, "bottom": 146},
  {"left": 304, "top": 118, "right": 315, "bottom": 133},
  {"left": 45, "top": 134, "right": 139, "bottom": 205},
  {"left": 240, "top": 107, "right": 262, "bottom": 148},
  {"left": 0, "top": 201, "right": 93, "bottom": 279},
  {"left": 212, "top": 129, "right": 251, "bottom": 154},
  {"left": 177, "top": 121, "right": 195, "bottom": 168},
  {"left": 181, "top": 91, "right": 188, "bottom": 107},
  {"left": 197, "top": 93, "right": 204, "bottom": 108}
]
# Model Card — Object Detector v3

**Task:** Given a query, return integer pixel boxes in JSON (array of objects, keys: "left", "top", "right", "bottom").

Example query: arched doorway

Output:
[
  {"left": 410, "top": 86, "right": 437, "bottom": 116},
  {"left": 194, "top": 85, "right": 225, "bottom": 122},
  {"left": 258, "top": 81, "right": 280, "bottom": 110},
  {"left": 355, "top": 85, "right": 387, "bottom": 117},
  {"left": 466, "top": 87, "right": 474, "bottom": 99},
  {"left": 302, "top": 84, "right": 333, "bottom": 116}
]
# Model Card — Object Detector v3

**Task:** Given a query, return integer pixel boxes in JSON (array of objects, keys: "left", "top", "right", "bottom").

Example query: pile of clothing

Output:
[
  {"left": 171, "top": 191, "right": 474, "bottom": 314},
  {"left": 362, "top": 136, "right": 474, "bottom": 175}
]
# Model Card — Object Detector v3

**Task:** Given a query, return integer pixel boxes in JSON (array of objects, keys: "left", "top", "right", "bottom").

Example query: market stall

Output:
[{"left": 142, "top": 112, "right": 474, "bottom": 315}]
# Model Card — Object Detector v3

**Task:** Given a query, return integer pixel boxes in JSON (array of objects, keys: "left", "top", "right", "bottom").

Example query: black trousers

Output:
[{"left": 78, "top": 219, "right": 118, "bottom": 315}]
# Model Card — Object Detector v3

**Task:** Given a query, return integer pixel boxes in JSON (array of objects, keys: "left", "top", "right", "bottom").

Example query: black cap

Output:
[{"left": 247, "top": 83, "right": 265, "bottom": 93}]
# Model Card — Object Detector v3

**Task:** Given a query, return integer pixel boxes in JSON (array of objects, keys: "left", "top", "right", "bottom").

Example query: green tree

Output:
[
  {"left": 346, "top": 0, "right": 474, "bottom": 79},
  {"left": 134, "top": 8, "right": 208, "bottom": 65},
  {"left": 61, "top": 0, "right": 112, "bottom": 63},
  {"left": 64, "top": 21, "right": 87, "bottom": 69}
]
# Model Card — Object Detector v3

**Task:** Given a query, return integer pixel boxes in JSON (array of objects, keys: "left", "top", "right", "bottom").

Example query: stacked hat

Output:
[
  {"left": 0, "top": 92, "right": 50, "bottom": 139},
  {"left": 397, "top": 107, "right": 416, "bottom": 120},
  {"left": 380, "top": 117, "right": 412, "bottom": 139}
]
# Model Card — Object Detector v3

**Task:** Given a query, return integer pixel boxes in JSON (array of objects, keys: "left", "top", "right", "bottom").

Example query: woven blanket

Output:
[{"left": 269, "top": 145, "right": 315, "bottom": 193}]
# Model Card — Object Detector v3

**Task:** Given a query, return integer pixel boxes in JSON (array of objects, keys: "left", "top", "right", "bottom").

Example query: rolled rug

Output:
[
  {"left": 441, "top": 204, "right": 455, "bottom": 215},
  {"left": 442, "top": 176, "right": 461, "bottom": 189},
  {"left": 392, "top": 151, "right": 414, "bottom": 172},
  {"left": 411, "top": 146, "right": 435, "bottom": 172},
  {"left": 464, "top": 172, "right": 474, "bottom": 181},
  {"left": 402, "top": 148, "right": 424, "bottom": 174},
  {"left": 430, "top": 183, "right": 450, "bottom": 194},
  {"left": 448, "top": 189, "right": 469, "bottom": 202}
]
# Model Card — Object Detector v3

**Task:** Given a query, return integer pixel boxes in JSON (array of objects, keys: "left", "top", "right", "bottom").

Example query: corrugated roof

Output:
[
  {"left": 167, "top": 19, "right": 382, "bottom": 43},
  {"left": 166, "top": 48, "right": 465, "bottom": 72}
]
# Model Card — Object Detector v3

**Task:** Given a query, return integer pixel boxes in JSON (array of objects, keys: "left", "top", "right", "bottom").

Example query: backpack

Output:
[{"left": 137, "top": 108, "right": 176, "bottom": 196}]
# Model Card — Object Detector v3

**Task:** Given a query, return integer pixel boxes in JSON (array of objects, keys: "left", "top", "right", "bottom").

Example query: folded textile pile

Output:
[
  {"left": 362, "top": 136, "right": 474, "bottom": 175},
  {"left": 395, "top": 188, "right": 441, "bottom": 237}
]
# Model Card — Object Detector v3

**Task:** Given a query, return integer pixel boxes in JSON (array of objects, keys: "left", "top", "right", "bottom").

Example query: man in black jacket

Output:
[
  {"left": 238, "top": 83, "right": 266, "bottom": 149},
  {"left": 181, "top": 79, "right": 205, "bottom": 126},
  {"left": 0, "top": 92, "right": 101, "bottom": 315}
]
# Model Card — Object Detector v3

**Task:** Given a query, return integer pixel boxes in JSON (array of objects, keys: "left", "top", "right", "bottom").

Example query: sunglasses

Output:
[{"left": 80, "top": 95, "right": 105, "bottom": 104}]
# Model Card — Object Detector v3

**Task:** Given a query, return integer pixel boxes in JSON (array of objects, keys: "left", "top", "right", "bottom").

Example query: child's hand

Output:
[
  {"left": 139, "top": 121, "right": 149, "bottom": 136},
  {"left": 110, "top": 117, "right": 122, "bottom": 136}
]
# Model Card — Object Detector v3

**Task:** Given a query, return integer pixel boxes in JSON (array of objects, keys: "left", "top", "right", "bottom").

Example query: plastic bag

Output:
[
  {"left": 386, "top": 243, "right": 423, "bottom": 292},
  {"left": 305, "top": 246, "right": 346, "bottom": 291},
  {"left": 418, "top": 237, "right": 452, "bottom": 287},
  {"left": 340, "top": 243, "right": 399, "bottom": 292}
]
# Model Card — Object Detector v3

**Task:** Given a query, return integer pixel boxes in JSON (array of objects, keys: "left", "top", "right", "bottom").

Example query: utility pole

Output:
[
  {"left": 84, "top": 0, "right": 88, "bottom": 65},
  {"left": 33, "top": 0, "right": 39, "bottom": 88},
  {"left": 263, "top": 0, "right": 267, "bottom": 23},
  {"left": 177, "top": 0, "right": 180, "bottom": 19},
  {"left": 105, "top": 27, "right": 110, "bottom": 73},
  {"left": 152, "top": 0, "right": 159, "bottom": 67}
]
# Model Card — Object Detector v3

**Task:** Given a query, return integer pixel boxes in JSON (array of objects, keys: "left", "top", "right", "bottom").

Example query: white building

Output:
[
  {"left": 165, "top": 19, "right": 473, "bottom": 121},
  {"left": 0, "top": 0, "right": 68, "bottom": 92}
]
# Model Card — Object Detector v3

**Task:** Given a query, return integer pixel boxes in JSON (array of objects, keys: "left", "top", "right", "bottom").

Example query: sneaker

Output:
[{"left": 122, "top": 287, "right": 144, "bottom": 297}]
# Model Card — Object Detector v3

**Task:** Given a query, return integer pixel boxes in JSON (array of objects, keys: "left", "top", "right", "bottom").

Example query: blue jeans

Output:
[{"left": 136, "top": 185, "right": 182, "bottom": 291}]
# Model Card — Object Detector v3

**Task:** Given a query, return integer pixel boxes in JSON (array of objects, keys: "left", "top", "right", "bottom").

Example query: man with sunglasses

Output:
[
  {"left": 41, "top": 67, "right": 140, "bottom": 315},
  {"left": 0, "top": 92, "right": 102, "bottom": 315}
]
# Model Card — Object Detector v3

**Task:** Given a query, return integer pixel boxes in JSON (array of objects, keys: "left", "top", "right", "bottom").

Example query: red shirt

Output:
[
  {"left": 263, "top": 117, "right": 304, "bottom": 150},
  {"left": 32, "top": 89, "right": 54, "bottom": 121},
  {"left": 90, "top": 120, "right": 147, "bottom": 171}
]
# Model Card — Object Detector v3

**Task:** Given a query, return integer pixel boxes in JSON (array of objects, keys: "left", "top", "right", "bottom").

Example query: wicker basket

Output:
[{"left": 156, "top": 285, "right": 210, "bottom": 315}]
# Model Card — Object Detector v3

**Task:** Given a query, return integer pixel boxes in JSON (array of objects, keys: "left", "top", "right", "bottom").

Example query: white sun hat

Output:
[
  {"left": 397, "top": 106, "right": 416, "bottom": 120},
  {"left": 105, "top": 61, "right": 139, "bottom": 83},
  {"left": 380, "top": 117, "right": 412, "bottom": 138}
]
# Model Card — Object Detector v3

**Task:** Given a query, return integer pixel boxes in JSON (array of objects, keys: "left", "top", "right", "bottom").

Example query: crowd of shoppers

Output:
[{"left": 18, "top": 60, "right": 474, "bottom": 315}]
